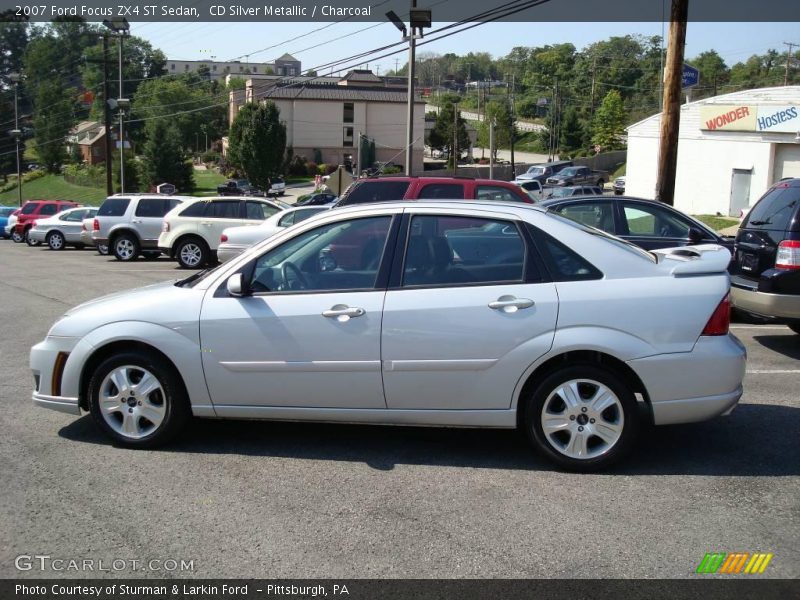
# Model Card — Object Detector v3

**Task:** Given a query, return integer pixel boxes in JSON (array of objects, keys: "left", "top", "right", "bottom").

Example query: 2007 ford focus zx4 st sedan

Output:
[{"left": 30, "top": 200, "right": 746, "bottom": 471}]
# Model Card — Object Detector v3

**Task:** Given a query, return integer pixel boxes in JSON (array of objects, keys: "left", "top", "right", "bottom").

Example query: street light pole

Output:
[
  {"left": 103, "top": 18, "right": 130, "bottom": 194},
  {"left": 10, "top": 73, "right": 22, "bottom": 206}
]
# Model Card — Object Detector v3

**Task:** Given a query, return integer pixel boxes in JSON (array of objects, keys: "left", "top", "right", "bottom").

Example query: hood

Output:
[{"left": 50, "top": 280, "right": 203, "bottom": 338}]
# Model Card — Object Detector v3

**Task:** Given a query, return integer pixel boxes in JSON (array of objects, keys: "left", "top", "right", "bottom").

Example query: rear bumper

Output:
[
  {"left": 731, "top": 277, "right": 800, "bottom": 320},
  {"left": 217, "top": 243, "right": 247, "bottom": 263},
  {"left": 27, "top": 228, "right": 47, "bottom": 242},
  {"left": 80, "top": 230, "right": 95, "bottom": 246},
  {"left": 627, "top": 334, "right": 746, "bottom": 426}
]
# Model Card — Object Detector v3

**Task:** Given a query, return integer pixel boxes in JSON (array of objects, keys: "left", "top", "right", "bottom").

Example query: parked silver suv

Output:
[{"left": 92, "top": 195, "right": 192, "bottom": 261}]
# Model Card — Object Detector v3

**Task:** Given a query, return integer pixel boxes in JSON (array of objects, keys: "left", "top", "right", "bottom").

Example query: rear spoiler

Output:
[{"left": 652, "top": 244, "right": 732, "bottom": 276}]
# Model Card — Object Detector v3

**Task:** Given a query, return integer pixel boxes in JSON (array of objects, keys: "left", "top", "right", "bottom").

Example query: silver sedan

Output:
[
  {"left": 30, "top": 200, "right": 745, "bottom": 471},
  {"left": 218, "top": 205, "right": 331, "bottom": 263},
  {"left": 27, "top": 207, "right": 98, "bottom": 250}
]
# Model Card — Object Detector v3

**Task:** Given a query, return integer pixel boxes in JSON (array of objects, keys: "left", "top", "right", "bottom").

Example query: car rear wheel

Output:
[
  {"left": 87, "top": 351, "right": 190, "bottom": 448},
  {"left": 524, "top": 365, "right": 639, "bottom": 471},
  {"left": 176, "top": 238, "right": 209, "bottom": 269},
  {"left": 46, "top": 231, "right": 65, "bottom": 250},
  {"left": 113, "top": 234, "right": 139, "bottom": 261},
  {"left": 11, "top": 229, "right": 24, "bottom": 243},
  {"left": 96, "top": 243, "right": 109, "bottom": 255}
]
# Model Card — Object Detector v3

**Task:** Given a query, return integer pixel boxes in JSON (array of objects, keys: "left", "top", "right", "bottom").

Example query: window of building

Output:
[
  {"left": 184, "top": 64, "right": 189, "bottom": 71},
  {"left": 343, "top": 102, "right": 354, "bottom": 123},
  {"left": 253, "top": 67, "right": 257, "bottom": 73},
  {"left": 171, "top": 64, "right": 175, "bottom": 70},
  {"left": 343, "top": 127, "right": 354, "bottom": 147},
  {"left": 212, "top": 65, "right": 217, "bottom": 71}
]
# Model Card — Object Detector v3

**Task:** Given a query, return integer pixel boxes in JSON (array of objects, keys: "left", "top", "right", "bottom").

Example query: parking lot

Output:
[{"left": 1, "top": 241, "right": 798, "bottom": 579}]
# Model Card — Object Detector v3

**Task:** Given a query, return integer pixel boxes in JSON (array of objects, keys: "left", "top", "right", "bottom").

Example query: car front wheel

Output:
[
  {"left": 46, "top": 231, "right": 65, "bottom": 250},
  {"left": 113, "top": 234, "right": 139, "bottom": 261},
  {"left": 524, "top": 365, "right": 639, "bottom": 471},
  {"left": 87, "top": 351, "right": 190, "bottom": 448}
]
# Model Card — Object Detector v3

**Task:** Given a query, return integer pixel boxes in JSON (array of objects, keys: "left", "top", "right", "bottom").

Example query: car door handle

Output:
[
  {"left": 322, "top": 305, "right": 365, "bottom": 321},
  {"left": 488, "top": 296, "right": 534, "bottom": 312},
  {"left": 200, "top": 221, "right": 212, "bottom": 227},
  {"left": 131, "top": 219, "right": 143, "bottom": 224}
]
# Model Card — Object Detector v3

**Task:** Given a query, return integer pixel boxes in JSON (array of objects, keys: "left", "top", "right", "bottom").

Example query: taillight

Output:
[
  {"left": 220, "top": 234, "right": 228, "bottom": 242},
  {"left": 93, "top": 218, "right": 99, "bottom": 231},
  {"left": 702, "top": 294, "right": 731, "bottom": 336},
  {"left": 776, "top": 240, "right": 800, "bottom": 270},
  {"left": 162, "top": 221, "right": 170, "bottom": 232}
]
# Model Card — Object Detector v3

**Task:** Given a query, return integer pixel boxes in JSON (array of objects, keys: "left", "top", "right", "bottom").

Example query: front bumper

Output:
[
  {"left": 30, "top": 336, "right": 82, "bottom": 416},
  {"left": 627, "top": 334, "right": 746, "bottom": 426}
]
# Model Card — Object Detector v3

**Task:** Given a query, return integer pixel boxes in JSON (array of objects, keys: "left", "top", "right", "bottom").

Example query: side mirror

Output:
[
  {"left": 688, "top": 226, "right": 704, "bottom": 245},
  {"left": 226, "top": 273, "right": 249, "bottom": 297}
]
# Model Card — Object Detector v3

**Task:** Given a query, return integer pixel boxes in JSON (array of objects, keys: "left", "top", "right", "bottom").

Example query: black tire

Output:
[
  {"left": 87, "top": 350, "right": 190, "bottom": 449},
  {"left": 96, "top": 243, "right": 109, "bottom": 256},
  {"left": 142, "top": 251, "right": 161, "bottom": 261},
  {"left": 175, "top": 237, "right": 209, "bottom": 269},
  {"left": 523, "top": 364, "right": 639, "bottom": 472},
  {"left": 11, "top": 229, "right": 24, "bottom": 243},
  {"left": 789, "top": 324, "right": 800, "bottom": 335},
  {"left": 112, "top": 233, "right": 140, "bottom": 261},
  {"left": 46, "top": 230, "right": 65, "bottom": 251},
  {"left": 25, "top": 229, "right": 40, "bottom": 246}
]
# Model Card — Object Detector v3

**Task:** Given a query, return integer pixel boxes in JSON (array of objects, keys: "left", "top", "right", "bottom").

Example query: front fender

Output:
[{"left": 61, "top": 321, "right": 215, "bottom": 417}]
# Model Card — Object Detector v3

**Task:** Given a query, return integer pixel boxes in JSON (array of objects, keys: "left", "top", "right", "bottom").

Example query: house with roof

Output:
[{"left": 67, "top": 121, "right": 107, "bottom": 165}]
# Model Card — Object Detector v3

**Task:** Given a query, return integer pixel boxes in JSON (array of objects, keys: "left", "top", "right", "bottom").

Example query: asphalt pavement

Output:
[{"left": 1, "top": 242, "right": 798, "bottom": 579}]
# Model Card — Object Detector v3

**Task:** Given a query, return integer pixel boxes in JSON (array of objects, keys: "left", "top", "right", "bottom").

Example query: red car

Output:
[
  {"left": 335, "top": 176, "right": 535, "bottom": 206},
  {"left": 13, "top": 200, "right": 80, "bottom": 246}
]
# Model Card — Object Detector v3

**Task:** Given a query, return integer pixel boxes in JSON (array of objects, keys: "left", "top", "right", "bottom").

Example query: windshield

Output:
[
  {"left": 0, "top": 207, "right": 14, "bottom": 217},
  {"left": 526, "top": 167, "right": 545, "bottom": 176},
  {"left": 558, "top": 167, "right": 579, "bottom": 176},
  {"left": 548, "top": 188, "right": 572, "bottom": 198}
]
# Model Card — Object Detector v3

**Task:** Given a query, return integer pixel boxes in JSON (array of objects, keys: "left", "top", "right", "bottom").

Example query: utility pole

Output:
[
  {"left": 655, "top": 0, "right": 688, "bottom": 207},
  {"left": 453, "top": 99, "right": 459, "bottom": 176},
  {"left": 405, "top": 1, "right": 417, "bottom": 176},
  {"left": 101, "top": 36, "right": 113, "bottom": 196},
  {"left": 489, "top": 118, "right": 495, "bottom": 180},
  {"left": 590, "top": 56, "right": 597, "bottom": 118},
  {"left": 784, "top": 42, "right": 798, "bottom": 86},
  {"left": 508, "top": 73, "right": 516, "bottom": 178}
]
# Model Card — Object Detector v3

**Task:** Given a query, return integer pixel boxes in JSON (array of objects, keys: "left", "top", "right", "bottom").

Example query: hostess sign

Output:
[{"left": 701, "top": 104, "right": 800, "bottom": 133}]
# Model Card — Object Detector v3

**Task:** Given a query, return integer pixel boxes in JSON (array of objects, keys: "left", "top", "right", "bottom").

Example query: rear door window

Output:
[
  {"left": 205, "top": 200, "right": 242, "bottom": 219},
  {"left": 135, "top": 198, "right": 172, "bottom": 217},
  {"left": 246, "top": 201, "right": 279, "bottom": 220},
  {"left": 557, "top": 201, "right": 615, "bottom": 233},
  {"left": 475, "top": 185, "right": 524, "bottom": 203},
  {"left": 98, "top": 198, "right": 130, "bottom": 217},
  {"left": 744, "top": 186, "right": 800, "bottom": 232},
  {"left": 39, "top": 204, "right": 59, "bottom": 216},
  {"left": 417, "top": 183, "right": 464, "bottom": 199}
]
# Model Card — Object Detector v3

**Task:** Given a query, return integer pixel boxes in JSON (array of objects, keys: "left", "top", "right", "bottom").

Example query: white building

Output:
[
  {"left": 167, "top": 53, "right": 301, "bottom": 80},
  {"left": 626, "top": 86, "right": 800, "bottom": 216}
]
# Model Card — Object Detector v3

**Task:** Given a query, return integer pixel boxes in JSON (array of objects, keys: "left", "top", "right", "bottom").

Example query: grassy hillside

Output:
[{"left": 0, "top": 174, "right": 107, "bottom": 206}]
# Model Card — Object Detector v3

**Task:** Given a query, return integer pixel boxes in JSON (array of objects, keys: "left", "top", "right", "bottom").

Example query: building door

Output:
[
  {"left": 729, "top": 168, "right": 752, "bottom": 217},
  {"left": 773, "top": 144, "right": 800, "bottom": 181}
]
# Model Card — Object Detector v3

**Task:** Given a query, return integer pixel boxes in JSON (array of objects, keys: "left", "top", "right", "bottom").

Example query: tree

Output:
[
  {"left": 227, "top": 101, "right": 287, "bottom": 189},
  {"left": 139, "top": 120, "right": 193, "bottom": 192},
  {"left": 591, "top": 90, "right": 626, "bottom": 151},
  {"left": 112, "top": 149, "right": 141, "bottom": 193},
  {"left": 428, "top": 101, "right": 470, "bottom": 167},
  {"left": 559, "top": 107, "right": 585, "bottom": 156},
  {"left": 33, "top": 79, "right": 73, "bottom": 172},
  {"left": 0, "top": 16, "right": 29, "bottom": 89},
  {"left": 476, "top": 100, "right": 515, "bottom": 159}
]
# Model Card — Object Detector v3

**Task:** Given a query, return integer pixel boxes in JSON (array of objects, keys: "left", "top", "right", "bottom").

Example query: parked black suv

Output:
[{"left": 730, "top": 179, "right": 800, "bottom": 333}]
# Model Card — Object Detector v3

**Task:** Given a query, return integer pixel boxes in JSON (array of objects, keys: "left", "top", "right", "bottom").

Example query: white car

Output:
[
  {"left": 158, "top": 196, "right": 287, "bottom": 268},
  {"left": 27, "top": 207, "right": 99, "bottom": 250},
  {"left": 6, "top": 210, "right": 20, "bottom": 241},
  {"left": 218, "top": 205, "right": 330, "bottom": 263},
  {"left": 30, "top": 200, "right": 745, "bottom": 471},
  {"left": 80, "top": 216, "right": 108, "bottom": 254}
]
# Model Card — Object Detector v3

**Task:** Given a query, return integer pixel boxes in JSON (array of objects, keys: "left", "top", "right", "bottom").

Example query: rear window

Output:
[
  {"left": 180, "top": 201, "right": 207, "bottom": 217},
  {"left": 98, "top": 198, "right": 130, "bottom": 217},
  {"left": 418, "top": 183, "right": 464, "bottom": 199},
  {"left": 338, "top": 181, "right": 410, "bottom": 205},
  {"left": 744, "top": 185, "right": 800, "bottom": 232}
]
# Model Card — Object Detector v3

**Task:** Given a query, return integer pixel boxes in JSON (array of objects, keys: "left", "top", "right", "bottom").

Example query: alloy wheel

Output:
[
  {"left": 540, "top": 379, "right": 624, "bottom": 460},
  {"left": 179, "top": 243, "right": 203, "bottom": 268},
  {"left": 115, "top": 238, "right": 136, "bottom": 260},
  {"left": 48, "top": 232, "right": 64, "bottom": 250},
  {"left": 98, "top": 365, "right": 166, "bottom": 440}
]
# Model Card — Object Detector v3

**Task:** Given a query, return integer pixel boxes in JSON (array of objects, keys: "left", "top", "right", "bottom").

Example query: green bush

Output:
[
  {"left": 287, "top": 155, "right": 307, "bottom": 177},
  {"left": 317, "top": 163, "right": 328, "bottom": 175},
  {"left": 201, "top": 150, "right": 220, "bottom": 164},
  {"left": 305, "top": 161, "right": 318, "bottom": 177},
  {"left": 383, "top": 166, "right": 402, "bottom": 175},
  {"left": 63, "top": 164, "right": 106, "bottom": 188}
]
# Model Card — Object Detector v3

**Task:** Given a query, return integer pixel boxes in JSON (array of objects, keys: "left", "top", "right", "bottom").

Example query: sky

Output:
[{"left": 129, "top": 21, "right": 800, "bottom": 75}]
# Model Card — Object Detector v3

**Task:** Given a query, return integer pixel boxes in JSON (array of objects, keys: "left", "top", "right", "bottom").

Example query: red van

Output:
[{"left": 335, "top": 176, "right": 534, "bottom": 206}]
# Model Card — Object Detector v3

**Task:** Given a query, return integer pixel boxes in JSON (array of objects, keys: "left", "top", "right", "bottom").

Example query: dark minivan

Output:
[{"left": 730, "top": 179, "right": 800, "bottom": 333}]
